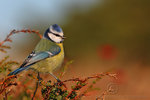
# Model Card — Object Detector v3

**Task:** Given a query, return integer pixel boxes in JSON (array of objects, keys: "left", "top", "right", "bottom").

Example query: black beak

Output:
[{"left": 62, "top": 36, "right": 66, "bottom": 39}]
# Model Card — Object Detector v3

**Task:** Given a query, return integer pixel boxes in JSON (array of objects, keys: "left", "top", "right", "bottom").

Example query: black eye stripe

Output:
[{"left": 52, "top": 33, "right": 62, "bottom": 38}]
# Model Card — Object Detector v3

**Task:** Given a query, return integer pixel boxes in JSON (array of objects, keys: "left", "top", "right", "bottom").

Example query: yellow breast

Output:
[{"left": 31, "top": 43, "right": 64, "bottom": 73}]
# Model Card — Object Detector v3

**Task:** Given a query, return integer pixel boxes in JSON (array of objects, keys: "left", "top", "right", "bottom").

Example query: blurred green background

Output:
[
  {"left": 0, "top": 0, "right": 150, "bottom": 99},
  {"left": 0, "top": 0, "right": 149, "bottom": 65}
]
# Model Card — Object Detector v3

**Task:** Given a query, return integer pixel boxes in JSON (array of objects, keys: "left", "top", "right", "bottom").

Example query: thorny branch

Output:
[
  {"left": 0, "top": 75, "right": 17, "bottom": 94},
  {"left": 0, "top": 29, "right": 118, "bottom": 100},
  {"left": 0, "top": 29, "right": 42, "bottom": 47},
  {"left": 96, "top": 83, "right": 119, "bottom": 100},
  {"left": 42, "top": 72, "right": 117, "bottom": 100}
]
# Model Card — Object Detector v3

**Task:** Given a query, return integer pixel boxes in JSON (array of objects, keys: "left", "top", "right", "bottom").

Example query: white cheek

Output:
[
  {"left": 48, "top": 33, "right": 62, "bottom": 43},
  {"left": 50, "top": 26, "right": 63, "bottom": 36},
  {"left": 59, "top": 32, "right": 63, "bottom": 37}
]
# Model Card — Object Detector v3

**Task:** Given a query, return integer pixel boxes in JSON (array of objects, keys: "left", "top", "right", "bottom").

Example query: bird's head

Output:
[{"left": 43, "top": 24, "right": 65, "bottom": 43}]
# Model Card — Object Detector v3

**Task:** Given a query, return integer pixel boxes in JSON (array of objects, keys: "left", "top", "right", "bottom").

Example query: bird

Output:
[{"left": 8, "top": 24, "right": 65, "bottom": 82}]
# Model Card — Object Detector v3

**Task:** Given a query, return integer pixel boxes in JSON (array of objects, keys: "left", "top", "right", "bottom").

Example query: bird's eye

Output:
[
  {"left": 54, "top": 34, "right": 60, "bottom": 37},
  {"left": 52, "top": 33, "right": 62, "bottom": 38}
]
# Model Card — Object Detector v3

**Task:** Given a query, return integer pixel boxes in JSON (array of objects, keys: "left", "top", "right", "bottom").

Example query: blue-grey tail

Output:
[{"left": 8, "top": 66, "right": 29, "bottom": 76}]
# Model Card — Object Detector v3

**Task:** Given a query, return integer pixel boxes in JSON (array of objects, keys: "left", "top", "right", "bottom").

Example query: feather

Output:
[{"left": 8, "top": 36, "right": 62, "bottom": 76}]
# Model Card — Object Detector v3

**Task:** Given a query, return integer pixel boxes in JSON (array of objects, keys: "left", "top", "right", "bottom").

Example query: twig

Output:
[
  {"left": 32, "top": 72, "right": 40, "bottom": 100},
  {"left": 0, "top": 29, "right": 42, "bottom": 47},
  {"left": 0, "top": 30, "right": 15, "bottom": 47},
  {"left": 63, "top": 72, "right": 117, "bottom": 99},
  {"left": 0, "top": 75, "right": 17, "bottom": 94},
  {"left": 63, "top": 72, "right": 117, "bottom": 83},
  {"left": 96, "top": 83, "right": 118, "bottom": 100}
]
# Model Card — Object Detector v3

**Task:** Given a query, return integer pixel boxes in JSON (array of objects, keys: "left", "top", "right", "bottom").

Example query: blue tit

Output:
[{"left": 8, "top": 24, "right": 65, "bottom": 81}]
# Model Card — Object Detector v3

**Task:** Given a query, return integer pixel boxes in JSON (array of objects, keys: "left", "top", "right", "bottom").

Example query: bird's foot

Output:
[
  {"left": 38, "top": 77, "right": 43, "bottom": 85},
  {"left": 55, "top": 79, "right": 63, "bottom": 86}
]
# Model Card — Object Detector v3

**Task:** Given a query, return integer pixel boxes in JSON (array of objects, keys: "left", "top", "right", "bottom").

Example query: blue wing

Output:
[
  {"left": 19, "top": 51, "right": 35, "bottom": 68},
  {"left": 8, "top": 51, "right": 57, "bottom": 76}
]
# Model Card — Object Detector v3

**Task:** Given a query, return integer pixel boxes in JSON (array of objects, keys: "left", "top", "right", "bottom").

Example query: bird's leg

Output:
[
  {"left": 49, "top": 73, "right": 61, "bottom": 82},
  {"left": 37, "top": 72, "right": 43, "bottom": 85},
  {"left": 32, "top": 72, "right": 41, "bottom": 100},
  {"left": 49, "top": 73, "right": 66, "bottom": 88}
]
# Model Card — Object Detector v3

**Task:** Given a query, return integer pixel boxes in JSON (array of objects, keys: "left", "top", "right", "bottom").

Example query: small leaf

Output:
[
  {"left": 59, "top": 60, "right": 74, "bottom": 78},
  {"left": 0, "top": 49, "right": 7, "bottom": 53},
  {"left": 71, "top": 85, "right": 75, "bottom": 89},
  {"left": 93, "top": 80, "right": 96, "bottom": 84},
  {"left": 0, "top": 45, "right": 11, "bottom": 49},
  {"left": 0, "top": 56, "right": 9, "bottom": 66},
  {"left": 1, "top": 61, "right": 19, "bottom": 69}
]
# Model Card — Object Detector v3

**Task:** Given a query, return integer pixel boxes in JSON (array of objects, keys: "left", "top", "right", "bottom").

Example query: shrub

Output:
[{"left": 0, "top": 29, "right": 118, "bottom": 100}]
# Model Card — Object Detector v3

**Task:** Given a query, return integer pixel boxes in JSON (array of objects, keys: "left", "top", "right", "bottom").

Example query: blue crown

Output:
[{"left": 51, "top": 24, "right": 62, "bottom": 33}]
